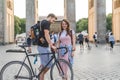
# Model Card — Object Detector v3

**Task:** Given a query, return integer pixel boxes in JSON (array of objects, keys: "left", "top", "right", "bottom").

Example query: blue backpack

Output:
[{"left": 30, "top": 21, "right": 43, "bottom": 45}]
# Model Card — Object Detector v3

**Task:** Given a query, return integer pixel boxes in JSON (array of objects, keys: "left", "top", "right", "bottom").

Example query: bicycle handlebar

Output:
[
  {"left": 6, "top": 44, "right": 28, "bottom": 53},
  {"left": 6, "top": 49, "right": 25, "bottom": 53},
  {"left": 56, "top": 47, "right": 68, "bottom": 55},
  {"left": 6, "top": 44, "right": 68, "bottom": 55}
]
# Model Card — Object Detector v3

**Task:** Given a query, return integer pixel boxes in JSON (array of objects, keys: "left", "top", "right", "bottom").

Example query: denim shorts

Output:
[{"left": 37, "top": 46, "right": 52, "bottom": 68}]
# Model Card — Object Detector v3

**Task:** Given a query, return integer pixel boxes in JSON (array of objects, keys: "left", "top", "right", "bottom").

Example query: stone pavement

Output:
[{"left": 0, "top": 43, "right": 120, "bottom": 80}]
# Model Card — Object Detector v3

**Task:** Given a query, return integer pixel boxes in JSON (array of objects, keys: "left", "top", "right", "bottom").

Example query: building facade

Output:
[
  {"left": 1, "top": 0, "right": 120, "bottom": 44},
  {"left": 0, "top": 0, "right": 14, "bottom": 44},
  {"left": 88, "top": 0, "right": 95, "bottom": 41},
  {"left": 112, "top": 0, "right": 120, "bottom": 41}
]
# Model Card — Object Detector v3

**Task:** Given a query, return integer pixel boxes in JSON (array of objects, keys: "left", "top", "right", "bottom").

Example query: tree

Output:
[
  {"left": 14, "top": 15, "right": 26, "bottom": 36},
  {"left": 76, "top": 18, "right": 88, "bottom": 33},
  {"left": 19, "top": 18, "right": 26, "bottom": 33},
  {"left": 14, "top": 16, "right": 21, "bottom": 35},
  {"left": 76, "top": 13, "right": 112, "bottom": 33},
  {"left": 106, "top": 13, "right": 112, "bottom": 31}
]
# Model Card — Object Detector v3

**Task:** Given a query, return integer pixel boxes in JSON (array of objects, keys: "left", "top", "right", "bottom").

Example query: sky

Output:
[{"left": 14, "top": 0, "right": 112, "bottom": 21}]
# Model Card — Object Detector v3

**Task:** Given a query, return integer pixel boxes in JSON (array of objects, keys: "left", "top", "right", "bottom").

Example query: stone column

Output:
[
  {"left": 94, "top": 0, "right": 106, "bottom": 43},
  {"left": 88, "top": 0, "right": 95, "bottom": 41},
  {"left": 0, "top": 0, "right": 5, "bottom": 44},
  {"left": 64, "top": 0, "right": 76, "bottom": 31},
  {"left": 112, "top": 0, "right": 120, "bottom": 41},
  {"left": 26, "top": 0, "right": 38, "bottom": 32},
  {"left": 0, "top": 0, "right": 14, "bottom": 44},
  {"left": 6, "top": 0, "right": 14, "bottom": 43}
]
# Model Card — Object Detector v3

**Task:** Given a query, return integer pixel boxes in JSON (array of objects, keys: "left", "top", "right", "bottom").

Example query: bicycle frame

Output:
[{"left": 15, "top": 46, "right": 66, "bottom": 79}]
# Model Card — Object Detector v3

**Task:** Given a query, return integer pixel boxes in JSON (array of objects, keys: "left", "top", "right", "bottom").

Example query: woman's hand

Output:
[
  {"left": 72, "top": 46, "right": 76, "bottom": 51},
  {"left": 71, "top": 52, "right": 74, "bottom": 57},
  {"left": 71, "top": 46, "right": 76, "bottom": 57}
]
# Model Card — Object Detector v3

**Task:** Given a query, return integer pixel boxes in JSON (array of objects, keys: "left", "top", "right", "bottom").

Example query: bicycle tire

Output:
[
  {"left": 0, "top": 61, "right": 32, "bottom": 80},
  {"left": 50, "top": 59, "right": 73, "bottom": 80}
]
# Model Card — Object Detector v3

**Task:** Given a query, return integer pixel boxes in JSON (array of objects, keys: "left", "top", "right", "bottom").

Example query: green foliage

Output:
[
  {"left": 76, "top": 13, "right": 112, "bottom": 33},
  {"left": 14, "top": 15, "right": 26, "bottom": 36},
  {"left": 76, "top": 18, "right": 88, "bottom": 33},
  {"left": 106, "top": 13, "right": 112, "bottom": 31},
  {"left": 14, "top": 16, "right": 21, "bottom": 35},
  {"left": 19, "top": 18, "right": 26, "bottom": 33}
]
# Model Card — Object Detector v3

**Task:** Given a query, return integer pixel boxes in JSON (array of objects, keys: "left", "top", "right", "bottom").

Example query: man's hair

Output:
[
  {"left": 37, "top": 21, "right": 40, "bottom": 23},
  {"left": 47, "top": 13, "right": 57, "bottom": 20}
]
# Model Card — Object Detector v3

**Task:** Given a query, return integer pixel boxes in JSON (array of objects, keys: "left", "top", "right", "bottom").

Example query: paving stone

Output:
[{"left": 0, "top": 43, "right": 120, "bottom": 80}]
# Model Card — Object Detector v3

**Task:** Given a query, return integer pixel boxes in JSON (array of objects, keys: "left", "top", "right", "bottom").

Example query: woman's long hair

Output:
[{"left": 61, "top": 19, "right": 71, "bottom": 36}]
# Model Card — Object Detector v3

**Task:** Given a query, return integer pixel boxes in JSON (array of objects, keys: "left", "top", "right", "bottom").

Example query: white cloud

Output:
[
  {"left": 14, "top": 0, "right": 26, "bottom": 18},
  {"left": 38, "top": 0, "right": 64, "bottom": 16}
]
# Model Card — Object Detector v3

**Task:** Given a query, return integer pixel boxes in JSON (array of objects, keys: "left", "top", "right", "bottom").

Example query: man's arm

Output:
[{"left": 44, "top": 29, "right": 53, "bottom": 46}]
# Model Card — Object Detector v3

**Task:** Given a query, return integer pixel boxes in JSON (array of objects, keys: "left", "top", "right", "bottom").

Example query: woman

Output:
[
  {"left": 58, "top": 19, "right": 76, "bottom": 79},
  {"left": 109, "top": 32, "right": 115, "bottom": 50}
]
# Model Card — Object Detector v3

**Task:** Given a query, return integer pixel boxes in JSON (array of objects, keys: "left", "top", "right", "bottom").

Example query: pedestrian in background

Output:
[
  {"left": 78, "top": 32, "right": 84, "bottom": 49},
  {"left": 93, "top": 32, "right": 98, "bottom": 47},
  {"left": 50, "top": 31, "right": 57, "bottom": 46},
  {"left": 50, "top": 31, "right": 57, "bottom": 52},
  {"left": 84, "top": 35, "right": 91, "bottom": 50},
  {"left": 109, "top": 32, "right": 115, "bottom": 50}
]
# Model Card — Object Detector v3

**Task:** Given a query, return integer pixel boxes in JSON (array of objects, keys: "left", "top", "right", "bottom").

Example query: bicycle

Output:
[{"left": 0, "top": 44, "right": 73, "bottom": 80}]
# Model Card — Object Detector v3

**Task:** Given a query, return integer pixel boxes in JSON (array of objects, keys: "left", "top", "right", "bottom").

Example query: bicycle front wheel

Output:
[
  {"left": 50, "top": 59, "right": 73, "bottom": 80},
  {"left": 0, "top": 61, "right": 32, "bottom": 80}
]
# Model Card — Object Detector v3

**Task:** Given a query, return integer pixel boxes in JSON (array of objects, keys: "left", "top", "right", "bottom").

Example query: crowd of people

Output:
[{"left": 77, "top": 31, "right": 115, "bottom": 50}]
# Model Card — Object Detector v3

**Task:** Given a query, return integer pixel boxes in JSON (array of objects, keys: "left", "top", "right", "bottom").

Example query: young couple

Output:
[{"left": 36, "top": 13, "right": 76, "bottom": 80}]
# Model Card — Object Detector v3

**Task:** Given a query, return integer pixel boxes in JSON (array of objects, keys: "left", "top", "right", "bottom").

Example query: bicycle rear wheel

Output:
[
  {"left": 50, "top": 59, "right": 73, "bottom": 80},
  {"left": 0, "top": 61, "right": 32, "bottom": 80}
]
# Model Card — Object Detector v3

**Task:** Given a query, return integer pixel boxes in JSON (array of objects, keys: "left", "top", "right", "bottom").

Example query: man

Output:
[
  {"left": 78, "top": 32, "right": 84, "bottom": 49},
  {"left": 93, "top": 32, "right": 98, "bottom": 47},
  {"left": 37, "top": 13, "right": 57, "bottom": 80},
  {"left": 109, "top": 32, "right": 115, "bottom": 50}
]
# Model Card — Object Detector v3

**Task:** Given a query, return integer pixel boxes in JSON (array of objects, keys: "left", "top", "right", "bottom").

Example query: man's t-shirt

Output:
[
  {"left": 78, "top": 34, "right": 84, "bottom": 41},
  {"left": 38, "top": 20, "right": 50, "bottom": 47}
]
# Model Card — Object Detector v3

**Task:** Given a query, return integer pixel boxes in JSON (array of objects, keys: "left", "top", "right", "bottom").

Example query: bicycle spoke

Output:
[
  {"left": 0, "top": 61, "right": 32, "bottom": 80},
  {"left": 50, "top": 59, "right": 73, "bottom": 80}
]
